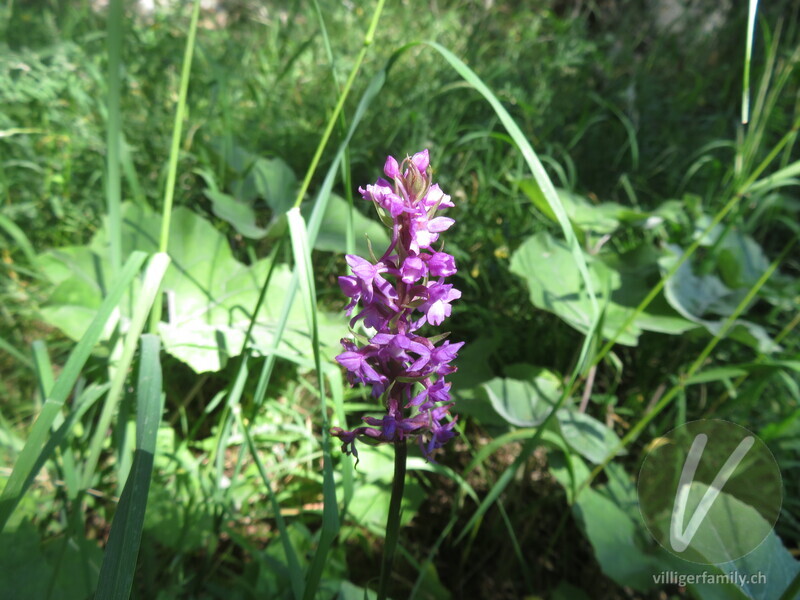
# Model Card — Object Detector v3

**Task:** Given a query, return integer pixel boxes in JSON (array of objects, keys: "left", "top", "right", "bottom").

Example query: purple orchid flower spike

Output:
[{"left": 332, "top": 150, "right": 464, "bottom": 461}]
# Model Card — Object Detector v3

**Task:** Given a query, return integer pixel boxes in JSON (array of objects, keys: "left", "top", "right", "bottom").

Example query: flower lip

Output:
[{"left": 428, "top": 252, "right": 457, "bottom": 278}]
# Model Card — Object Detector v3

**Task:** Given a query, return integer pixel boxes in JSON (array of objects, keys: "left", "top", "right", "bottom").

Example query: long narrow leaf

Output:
[
  {"left": 149, "top": 0, "right": 202, "bottom": 332},
  {"left": 742, "top": 0, "right": 760, "bottom": 124},
  {"left": 28, "top": 384, "right": 110, "bottom": 501},
  {"left": 0, "top": 213, "right": 37, "bottom": 264},
  {"left": 95, "top": 334, "right": 163, "bottom": 600},
  {"left": 0, "top": 335, "right": 33, "bottom": 370},
  {"left": 423, "top": 41, "right": 599, "bottom": 321},
  {"left": 746, "top": 158, "right": 800, "bottom": 194},
  {"left": 0, "top": 250, "right": 148, "bottom": 531},
  {"left": 252, "top": 50, "right": 392, "bottom": 411},
  {"left": 105, "top": 0, "right": 123, "bottom": 275},
  {"left": 83, "top": 253, "right": 171, "bottom": 489},
  {"left": 31, "top": 340, "right": 55, "bottom": 402},
  {"left": 239, "top": 410, "right": 304, "bottom": 600},
  {"left": 288, "top": 208, "right": 340, "bottom": 600}
]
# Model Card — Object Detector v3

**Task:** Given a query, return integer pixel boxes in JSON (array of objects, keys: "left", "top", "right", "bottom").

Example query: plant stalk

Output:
[{"left": 378, "top": 439, "right": 407, "bottom": 600}]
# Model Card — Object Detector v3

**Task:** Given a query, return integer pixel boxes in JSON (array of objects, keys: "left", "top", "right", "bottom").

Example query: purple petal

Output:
[
  {"left": 428, "top": 252, "right": 457, "bottom": 277},
  {"left": 412, "top": 149, "right": 430, "bottom": 172},
  {"left": 384, "top": 155, "right": 400, "bottom": 178},
  {"left": 338, "top": 275, "right": 360, "bottom": 297},
  {"left": 401, "top": 256, "right": 427, "bottom": 283},
  {"left": 335, "top": 351, "right": 363, "bottom": 371},
  {"left": 423, "top": 184, "right": 454, "bottom": 209},
  {"left": 427, "top": 216, "right": 455, "bottom": 233},
  {"left": 426, "top": 300, "right": 449, "bottom": 326}
]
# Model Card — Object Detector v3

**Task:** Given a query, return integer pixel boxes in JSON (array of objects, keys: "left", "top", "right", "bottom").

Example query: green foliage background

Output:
[{"left": 1, "top": 1, "right": 799, "bottom": 599}]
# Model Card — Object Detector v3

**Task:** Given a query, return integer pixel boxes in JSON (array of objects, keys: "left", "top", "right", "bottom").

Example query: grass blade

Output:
[
  {"left": 288, "top": 207, "right": 340, "bottom": 600},
  {"left": 95, "top": 334, "right": 163, "bottom": 600},
  {"left": 149, "top": 0, "right": 202, "bottom": 332},
  {"left": 454, "top": 436, "right": 539, "bottom": 544},
  {"left": 105, "top": 0, "right": 123, "bottom": 275},
  {"left": 423, "top": 41, "right": 599, "bottom": 323},
  {"left": 238, "top": 408, "right": 304, "bottom": 600},
  {"left": 156, "top": 0, "right": 201, "bottom": 253},
  {"left": 0, "top": 335, "right": 34, "bottom": 370},
  {"left": 251, "top": 31, "right": 393, "bottom": 411},
  {"left": 0, "top": 251, "right": 148, "bottom": 531},
  {"left": 291, "top": 0, "right": 387, "bottom": 211},
  {"left": 31, "top": 340, "right": 55, "bottom": 402},
  {"left": 82, "top": 253, "right": 171, "bottom": 490},
  {"left": 742, "top": 0, "right": 760, "bottom": 124},
  {"left": 0, "top": 213, "right": 37, "bottom": 264},
  {"left": 28, "top": 384, "right": 110, "bottom": 502},
  {"left": 745, "top": 158, "right": 800, "bottom": 194}
]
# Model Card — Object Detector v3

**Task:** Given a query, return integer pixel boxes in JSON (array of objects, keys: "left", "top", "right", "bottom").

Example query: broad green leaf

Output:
[
  {"left": 449, "top": 336, "right": 502, "bottom": 424},
  {"left": 660, "top": 244, "right": 744, "bottom": 317},
  {"left": 337, "top": 581, "right": 379, "bottom": 600},
  {"left": 510, "top": 232, "right": 694, "bottom": 345},
  {"left": 716, "top": 230, "right": 770, "bottom": 289},
  {"left": 645, "top": 482, "right": 800, "bottom": 600},
  {"left": 556, "top": 408, "right": 624, "bottom": 464},
  {"left": 202, "top": 152, "right": 297, "bottom": 240},
  {"left": 549, "top": 457, "right": 751, "bottom": 597},
  {"left": 712, "top": 529, "right": 800, "bottom": 600},
  {"left": 45, "top": 535, "right": 103, "bottom": 600},
  {"left": 517, "top": 182, "right": 651, "bottom": 238},
  {"left": 0, "top": 521, "right": 53, "bottom": 598},
  {"left": 572, "top": 480, "right": 664, "bottom": 591},
  {"left": 240, "top": 156, "right": 296, "bottom": 213},
  {"left": 659, "top": 244, "right": 779, "bottom": 353},
  {"left": 228, "top": 151, "right": 297, "bottom": 214},
  {"left": 36, "top": 202, "right": 340, "bottom": 372},
  {"left": 645, "top": 481, "right": 779, "bottom": 566},
  {"left": 205, "top": 188, "right": 268, "bottom": 239},
  {"left": 481, "top": 370, "right": 562, "bottom": 427},
  {"left": 0, "top": 521, "right": 103, "bottom": 600}
]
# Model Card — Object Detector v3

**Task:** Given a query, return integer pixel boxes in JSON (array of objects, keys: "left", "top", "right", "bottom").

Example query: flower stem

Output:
[{"left": 377, "top": 439, "right": 407, "bottom": 600}]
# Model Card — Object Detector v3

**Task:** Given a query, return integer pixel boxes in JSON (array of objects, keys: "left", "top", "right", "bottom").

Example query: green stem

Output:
[
  {"left": 292, "top": 0, "right": 386, "bottom": 210},
  {"left": 149, "top": 0, "right": 202, "bottom": 333},
  {"left": 156, "top": 0, "right": 201, "bottom": 254},
  {"left": 105, "top": 0, "right": 123, "bottom": 277},
  {"left": 378, "top": 439, "right": 407, "bottom": 600}
]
